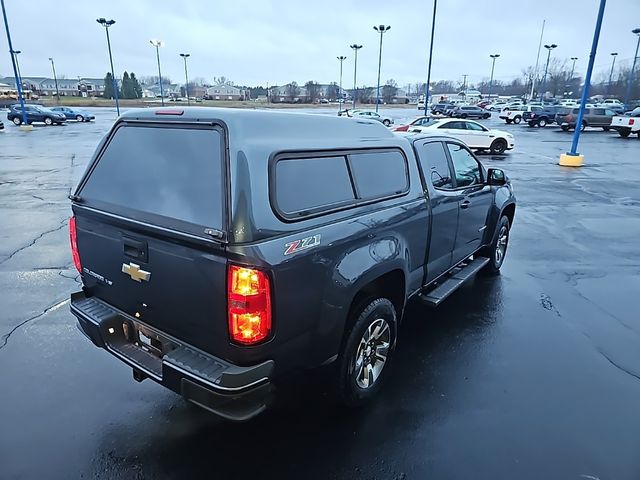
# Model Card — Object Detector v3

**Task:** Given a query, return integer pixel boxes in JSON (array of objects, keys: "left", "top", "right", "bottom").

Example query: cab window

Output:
[
  {"left": 446, "top": 143, "right": 482, "bottom": 188},
  {"left": 415, "top": 141, "right": 454, "bottom": 190}
]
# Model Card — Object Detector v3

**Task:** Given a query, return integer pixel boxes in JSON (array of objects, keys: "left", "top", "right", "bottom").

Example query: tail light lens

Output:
[
  {"left": 69, "top": 216, "right": 82, "bottom": 273},
  {"left": 630, "top": 119, "right": 635, "bottom": 125},
  {"left": 227, "top": 265, "right": 272, "bottom": 345}
]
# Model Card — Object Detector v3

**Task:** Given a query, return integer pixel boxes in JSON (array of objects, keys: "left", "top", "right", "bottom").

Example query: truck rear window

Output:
[{"left": 79, "top": 125, "right": 224, "bottom": 229}]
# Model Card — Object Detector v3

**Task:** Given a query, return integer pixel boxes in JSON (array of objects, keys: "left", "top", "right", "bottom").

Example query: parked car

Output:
[
  {"left": 443, "top": 104, "right": 461, "bottom": 116},
  {"left": 487, "top": 102, "right": 507, "bottom": 111},
  {"left": 50, "top": 106, "right": 95, "bottom": 122},
  {"left": 430, "top": 102, "right": 452, "bottom": 115},
  {"left": 523, "top": 106, "right": 562, "bottom": 127},
  {"left": 341, "top": 109, "right": 394, "bottom": 126},
  {"left": 452, "top": 106, "right": 491, "bottom": 119},
  {"left": 69, "top": 107, "right": 516, "bottom": 421},
  {"left": 611, "top": 107, "right": 640, "bottom": 138},
  {"left": 7, "top": 104, "right": 66, "bottom": 126},
  {"left": 393, "top": 116, "right": 436, "bottom": 132},
  {"left": 558, "top": 107, "right": 616, "bottom": 131},
  {"left": 408, "top": 118, "right": 514, "bottom": 154}
]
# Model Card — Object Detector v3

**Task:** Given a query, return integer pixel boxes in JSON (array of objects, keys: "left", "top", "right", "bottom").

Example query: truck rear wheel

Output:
[
  {"left": 618, "top": 128, "right": 631, "bottom": 138},
  {"left": 513, "top": 116, "right": 521, "bottom": 124},
  {"left": 337, "top": 298, "right": 395, "bottom": 407},
  {"left": 481, "top": 216, "right": 510, "bottom": 274}
]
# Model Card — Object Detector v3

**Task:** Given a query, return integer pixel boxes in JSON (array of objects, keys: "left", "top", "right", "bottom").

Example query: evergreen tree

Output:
[
  {"left": 121, "top": 71, "right": 134, "bottom": 99},
  {"left": 104, "top": 72, "right": 114, "bottom": 99},
  {"left": 130, "top": 73, "right": 143, "bottom": 99}
]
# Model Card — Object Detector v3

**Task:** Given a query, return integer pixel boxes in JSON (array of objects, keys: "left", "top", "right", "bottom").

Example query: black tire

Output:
[
  {"left": 538, "top": 118, "right": 548, "bottom": 128},
  {"left": 483, "top": 113, "right": 490, "bottom": 119},
  {"left": 76, "top": 115, "right": 84, "bottom": 122},
  {"left": 481, "top": 216, "right": 510, "bottom": 274},
  {"left": 618, "top": 128, "right": 631, "bottom": 138},
  {"left": 505, "top": 119, "right": 512, "bottom": 124},
  {"left": 489, "top": 138, "right": 507, "bottom": 155},
  {"left": 513, "top": 115, "right": 522, "bottom": 124},
  {"left": 580, "top": 121, "right": 586, "bottom": 132},
  {"left": 382, "top": 119, "right": 391, "bottom": 127},
  {"left": 44, "top": 117, "right": 53, "bottom": 126},
  {"left": 527, "top": 121, "right": 535, "bottom": 127},
  {"left": 561, "top": 125, "right": 569, "bottom": 131},
  {"left": 602, "top": 126, "right": 610, "bottom": 131},
  {"left": 12, "top": 117, "right": 21, "bottom": 126},
  {"left": 461, "top": 114, "right": 467, "bottom": 119},
  {"left": 337, "top": 298, "right": 396, "bottom": 407}
]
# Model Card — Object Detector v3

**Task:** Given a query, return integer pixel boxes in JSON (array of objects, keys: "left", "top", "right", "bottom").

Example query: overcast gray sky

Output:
[{"left": 1, "top": 0, "right": 639, "bottom": 87}]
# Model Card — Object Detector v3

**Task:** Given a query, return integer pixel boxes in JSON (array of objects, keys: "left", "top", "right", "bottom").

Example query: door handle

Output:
[{"left": 460, "top": 200, "right": 471, "bottom": 209}]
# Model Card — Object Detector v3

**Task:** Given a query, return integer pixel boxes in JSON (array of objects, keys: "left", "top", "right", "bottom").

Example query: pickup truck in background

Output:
[
  {"left": 611, "top": 107, "right": 640, "bottom": 138},
  {"left": 499, "top": 106, "right": 536, "bottom": 124},
  {"left": 69, "top": 108, "right": 516, "bottom": 421},
  {"left": 523, "top": 106, "right": 561, "bottom": 127}
]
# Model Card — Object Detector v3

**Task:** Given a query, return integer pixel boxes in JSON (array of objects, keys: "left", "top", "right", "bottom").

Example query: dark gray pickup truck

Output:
[{"left": 69, "top": 108, "right": 516, "bottom": 421}]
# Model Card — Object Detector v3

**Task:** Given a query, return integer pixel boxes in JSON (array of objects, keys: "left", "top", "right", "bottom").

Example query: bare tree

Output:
[
  {"left": 286, "top": 82, "right": 300, "bottom": 102},
  {"left": 382, "top": 79, "right": 398, "bottom": 103},
  {"left": 305, "top": 81, "right": 320, "bottom": 103}
]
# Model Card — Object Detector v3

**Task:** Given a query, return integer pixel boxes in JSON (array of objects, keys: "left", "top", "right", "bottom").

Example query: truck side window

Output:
[
  {"left": 275, "top": 156, "right": 355, "bottom": 215},
  {"left": 349, "top": 151, "right": 408, "bottom": 199},
  {"left": 447, "top": 143, "right": 481, "bottom": 188},
  {"left": 415, "top": 141, "right": 453, "bottom": 190}
]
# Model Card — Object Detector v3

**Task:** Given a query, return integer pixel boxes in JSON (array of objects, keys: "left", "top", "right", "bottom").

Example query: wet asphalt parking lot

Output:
[{"left": 1, "top": 106, "right": 640, "bottom": 480}]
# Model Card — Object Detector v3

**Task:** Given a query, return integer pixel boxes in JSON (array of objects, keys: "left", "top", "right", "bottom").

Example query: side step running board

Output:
[{"left": 419, "top": 257, "right": 490, "bottom": 307}]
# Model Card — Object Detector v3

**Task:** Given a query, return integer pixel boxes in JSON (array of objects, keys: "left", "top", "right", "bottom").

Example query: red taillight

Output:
[
  {"left": 630, "top": 119, "right": 635, "bottom": 125},
  {"left": 155, "top": 109, "right": 184, "bottom": 116},
  {"left": 227, "top": 265, "right": 272, "bottom": 345},
  {"left": 69, "top": 216, "right": 82, "bottom": 273}
]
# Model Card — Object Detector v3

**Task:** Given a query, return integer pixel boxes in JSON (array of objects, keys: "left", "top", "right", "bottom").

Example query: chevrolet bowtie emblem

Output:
[{"left": 121, "top": 262, "right": 151, "bottom": 282}]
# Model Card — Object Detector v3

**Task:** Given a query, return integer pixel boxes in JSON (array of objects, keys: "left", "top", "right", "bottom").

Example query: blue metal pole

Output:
[
  {"left": 569, "top": 0, "right": 606, "bottom": 155},
  {"left": 623, "top": 33, "right": 640, "bottom": 110},
  {"left": 1, "top": 0, "right": 28, "bottom": 125},
  {"left": 104, "top": 25, "right": 120, "bottom": 115},
  {"left": 424, "top": 0, "right": 437, "bottom": 116}
]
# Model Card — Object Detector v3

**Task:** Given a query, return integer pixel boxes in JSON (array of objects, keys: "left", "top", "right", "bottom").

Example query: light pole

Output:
[
  {"left": 48, "top": 57, "right": 60, "bottom": 103},
  {"left": 570, "top": 57, "right": 578, "bottom": 80},
  {"left": 337, "top": 55, "right": 346, "bottom": 113},
  {"left": 150, "top": 39, "right": 165, "bottom": 105},
  {"left": 350, "top": 44, "right": 362, "bottom": 110},
  {"left": 373, "top": 24, "right": 390, "bottom": 113},
  {"left": 1, "top": 0, "right": 28, "bottom": 126},
  {"left": 180, "top": 53, "right": 190, "bottom": 105},
  {"left": 539, "top": 43, "right": 557, "bottom": 101},
  {"left": 488, "top": 54, "right": 500, "bottom": 103},
  {"left": 606, "top": 52, "right": 618, "bottom": 96},
  {"left": 96, "top": 18, "right": 119, "bottom": 116},
  {"left": 623, "top": 28, "right": 640, "bottom": 110},
  {"left": 12, "top": 49, "right": 22, "bottom": 84},
  {"left": 423, "top": 0, "right": 437, "bottom": 115}
]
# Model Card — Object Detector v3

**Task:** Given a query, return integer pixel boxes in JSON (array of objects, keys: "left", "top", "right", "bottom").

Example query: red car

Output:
[{"left": 393, "top": 116, "right": 434, "bottom": 132}]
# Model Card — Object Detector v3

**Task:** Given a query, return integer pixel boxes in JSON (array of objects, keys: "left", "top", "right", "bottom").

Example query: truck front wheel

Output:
[
  {"left": 337, "top": 298, "right": 396, "bottom": 407},
  {"left": 481, "top": 216, "right": 510, "bottom": 274}
]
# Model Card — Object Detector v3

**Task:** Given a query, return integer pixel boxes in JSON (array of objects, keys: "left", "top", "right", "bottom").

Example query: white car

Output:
[
  {"left": 408, "top": 118, "right": 515, "bottom": 154},
  {"left": 340, "top": 109, "right": 394, "bottom": 126}
]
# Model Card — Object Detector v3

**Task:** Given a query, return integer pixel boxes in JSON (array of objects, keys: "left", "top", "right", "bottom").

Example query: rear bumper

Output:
[{"left": 71, "top": 291, "right": 274, "bottom": 421}]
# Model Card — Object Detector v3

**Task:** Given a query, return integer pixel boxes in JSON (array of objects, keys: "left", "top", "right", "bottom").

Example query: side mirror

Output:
[{"left": 487, "top": 168, "right": 506, "bottom": 186}]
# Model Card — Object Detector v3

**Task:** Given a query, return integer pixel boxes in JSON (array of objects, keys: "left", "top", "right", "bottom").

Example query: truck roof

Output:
[{"left": 118, "top": 107, "right": 400, "bottom": 151}]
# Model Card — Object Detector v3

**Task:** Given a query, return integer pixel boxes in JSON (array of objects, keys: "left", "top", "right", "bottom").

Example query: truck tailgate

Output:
[{"left": 74, "top": 212, "right": 228, "bottom": 356}]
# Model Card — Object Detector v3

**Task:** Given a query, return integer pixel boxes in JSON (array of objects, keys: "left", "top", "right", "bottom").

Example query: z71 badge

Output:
[{"left": 284, "top": 234, "right": 321, "bottom": 256}]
